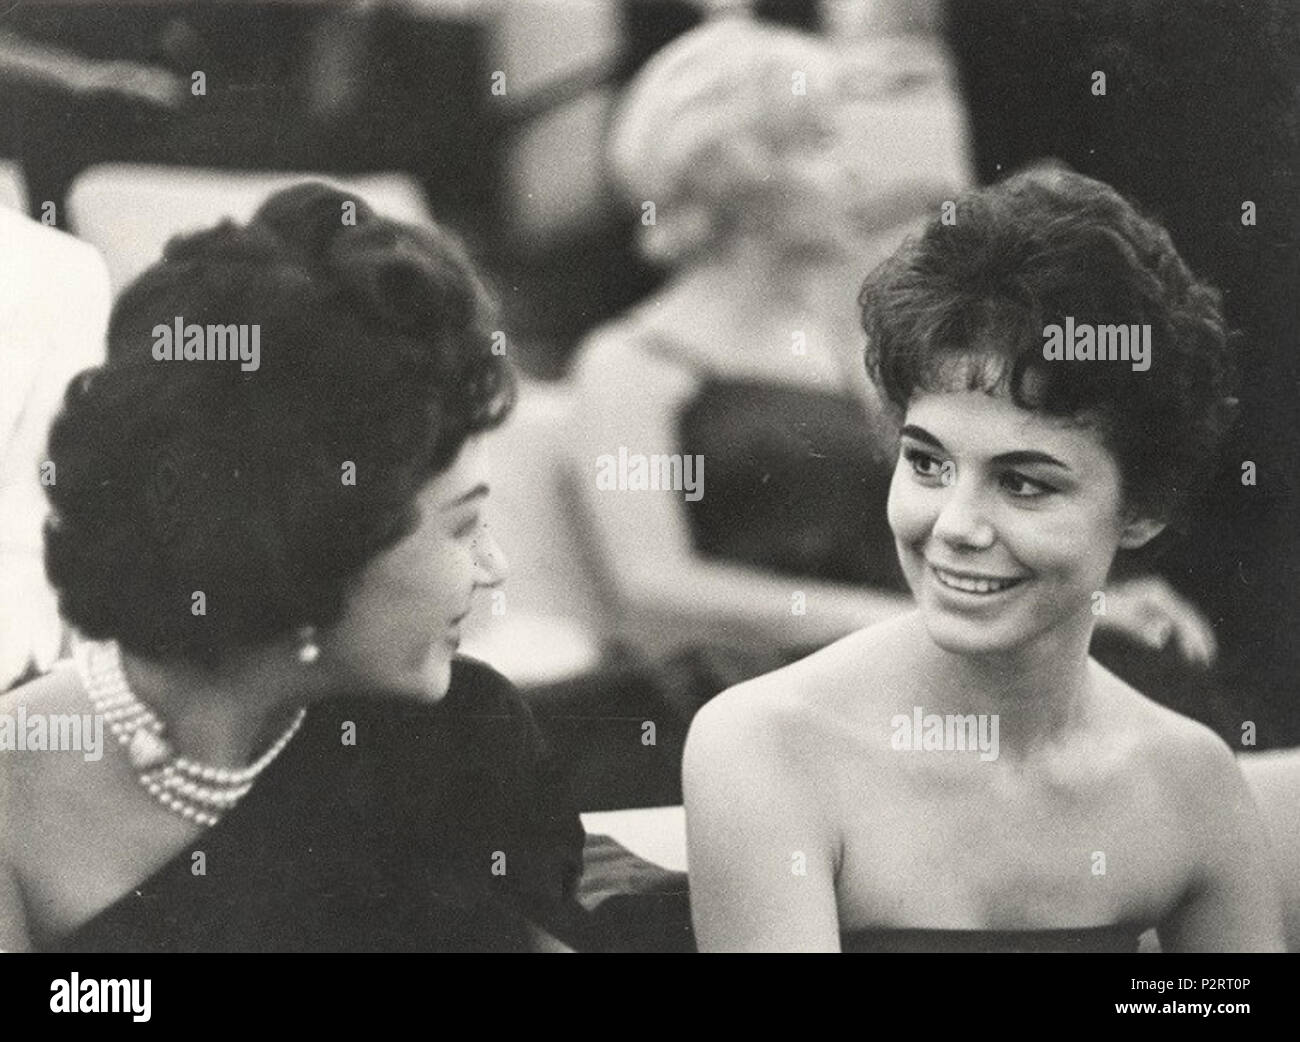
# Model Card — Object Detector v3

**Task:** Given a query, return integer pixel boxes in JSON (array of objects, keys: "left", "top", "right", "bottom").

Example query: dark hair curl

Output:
[{"left": 859, "top": 167, "right": 1235, "bottom": 532}]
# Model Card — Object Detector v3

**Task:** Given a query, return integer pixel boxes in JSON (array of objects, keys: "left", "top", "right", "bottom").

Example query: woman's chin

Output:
[
  {"left": 415, "top": 655, "right": 454, "bottom": 701},
  {"left": 371, "top": 652, "right": 454, "bottom": 703},
  {"left": 920, "top": 607, "right": 1026, "bottom": 657}
]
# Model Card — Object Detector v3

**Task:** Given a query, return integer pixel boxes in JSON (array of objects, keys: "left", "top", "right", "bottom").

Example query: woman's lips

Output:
[
  {"left": 929, "top": 563, "right": 1028, "bottom": 595},
  {"left": 446, "top": 610, "right": 470, "bottom": 642}
]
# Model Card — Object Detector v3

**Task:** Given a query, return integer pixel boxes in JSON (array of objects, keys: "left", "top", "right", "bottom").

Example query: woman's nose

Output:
[
  {"left": 931, "top": 480, "right": 996, "bottom": 550},
  {"left": 474, "top": 528, "right": 510, "bottom": 587}
]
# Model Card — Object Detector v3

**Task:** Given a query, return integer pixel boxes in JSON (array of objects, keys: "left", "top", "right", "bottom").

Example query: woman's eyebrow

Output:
[
  {"left": 901, "top": 426, "right": 1072, "bottom": 471},
  {"left": 991, "top": 450, "right": 1072, "bottom": 471},
  {"left": 899, "top": 424, "right": 943, "bottom": 448},
  {"left": 439, "top": 483, "right": 490, "bottom": 510}
]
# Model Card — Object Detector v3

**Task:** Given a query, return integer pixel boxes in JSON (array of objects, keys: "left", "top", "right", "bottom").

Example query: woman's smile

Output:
[{"left": 928, "top": 562, "right": 1030, "bottom": 596}]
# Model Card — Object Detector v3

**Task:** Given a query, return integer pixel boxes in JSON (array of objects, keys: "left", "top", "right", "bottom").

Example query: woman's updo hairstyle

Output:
[
  {"left": 45, "top": 182, "right": 515, "bottom": 665},
  {"left": 608, "top": 18, "right": 836, "bottom": 265}
]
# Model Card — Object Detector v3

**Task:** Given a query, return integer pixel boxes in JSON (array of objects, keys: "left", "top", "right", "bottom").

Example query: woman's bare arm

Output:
[
  {"left": 0, "top": 862, "right": 32, "bottom": 952},
  {"left": 1159, "top": 733, "right": 1285, "bottom": 952},
  {"left": 0, "top": 759, "right": 33, "bottom": 952},
  {"left": 683, "top": 686, "right": 841, "bottom": 951}
]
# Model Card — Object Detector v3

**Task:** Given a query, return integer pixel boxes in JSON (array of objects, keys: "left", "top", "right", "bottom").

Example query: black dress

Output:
[
  {"left": 840, "top": 924, "right": 1146, "bottom": 954},
  {"left": 678, "top": 375, "right": 906, "bottom": 592},
  {"left": 47, "top": 657, "right": 587, "bottom": 953}
]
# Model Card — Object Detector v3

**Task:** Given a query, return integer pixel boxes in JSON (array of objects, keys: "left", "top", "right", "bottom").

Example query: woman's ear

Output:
[{"left": 1118, "top": 514, "right": 1167, "bottom": 550}]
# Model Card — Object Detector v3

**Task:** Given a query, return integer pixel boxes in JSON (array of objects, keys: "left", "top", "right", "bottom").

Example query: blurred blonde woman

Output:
[{"left": 570, "top": 18, "right": 1216, "bottom": 672}]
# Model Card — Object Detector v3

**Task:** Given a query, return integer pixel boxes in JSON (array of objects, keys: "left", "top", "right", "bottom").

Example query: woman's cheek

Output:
[
  {"left": 1000, "top": 508, "right": 1108, "bottom": 591},
  {"left": 886, "top": 468, "right": 929, "bottom": 545},
  {"left": 428, "top": 537, "right": 481, "bottom": 616}
]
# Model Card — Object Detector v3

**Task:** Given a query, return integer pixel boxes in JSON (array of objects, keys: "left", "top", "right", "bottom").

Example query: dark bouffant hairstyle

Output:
[
  {"left": 45, "top": 183, "right": 515, "bottom": 665},
  {"left": 859, "top": 167, "right": 1235, "bottom": 533}
]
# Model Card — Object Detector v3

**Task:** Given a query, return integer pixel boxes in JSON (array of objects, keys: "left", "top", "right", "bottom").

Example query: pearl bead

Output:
[{"left": 77, "top": 639, "right": 304, "bottom": 830}]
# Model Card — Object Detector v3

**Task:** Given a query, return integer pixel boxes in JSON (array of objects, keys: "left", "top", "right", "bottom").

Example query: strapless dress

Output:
[{"left": 841, "top": 923, "right": 1146, "bottom": 953}]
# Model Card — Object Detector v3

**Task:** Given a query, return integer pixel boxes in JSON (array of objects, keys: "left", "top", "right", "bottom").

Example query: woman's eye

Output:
[
  {"left": 453, "top": 515, "right": 480, "bottom": 539},
  {"left": 903, "top": 447, "right": 946, "bottom": 480},
  {"left": 1000, "top": 472, "right": 1054, "bottom": 498}
]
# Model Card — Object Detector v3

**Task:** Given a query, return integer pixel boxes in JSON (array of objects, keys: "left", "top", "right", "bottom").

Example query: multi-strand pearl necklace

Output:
[{"left": 75, "top": 639, "right": 306, "bottom": 827}]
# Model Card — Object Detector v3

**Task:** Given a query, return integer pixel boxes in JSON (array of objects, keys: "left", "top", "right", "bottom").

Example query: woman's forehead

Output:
[
  {"left": 902, "top": 389, "right": 1108, "bottom": 462},
  {"left": 419, "top": 436, "right": 492, "bottom": 510}
]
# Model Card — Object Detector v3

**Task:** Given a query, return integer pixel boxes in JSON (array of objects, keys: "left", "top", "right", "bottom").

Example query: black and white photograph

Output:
[{"left": 1, "top": 0, "right": 1297, "bottom": 1016}]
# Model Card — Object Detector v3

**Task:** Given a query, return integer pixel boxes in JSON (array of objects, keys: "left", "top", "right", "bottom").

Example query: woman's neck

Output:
[
  {"left": 912, "top": 614, "right": 1101, "bottom": 763},
  {"left": 116, "top": 643, "right": 327, "bottom": 767},
  {"left": 678, "top": 234, "right": 832, "bottom": 318}
]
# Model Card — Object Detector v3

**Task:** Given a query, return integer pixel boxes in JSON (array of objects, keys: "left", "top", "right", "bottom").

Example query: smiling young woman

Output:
[{"left": 682, "top": 167, "right": 1284, "bottom": 953}]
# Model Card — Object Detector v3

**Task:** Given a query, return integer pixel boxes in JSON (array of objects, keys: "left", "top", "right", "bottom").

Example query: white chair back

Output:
[
  {"left": 66, "top": 164, "right": 432, "bottom": 293},
  {"left": 460, "top": 378, "right": 611, "bottom": 685},
  {"left": 0, "top": 160, "right": 28, "bottom": 214},
  {"left": 488, "top": 380, "right": 610, "bottom": 626}
]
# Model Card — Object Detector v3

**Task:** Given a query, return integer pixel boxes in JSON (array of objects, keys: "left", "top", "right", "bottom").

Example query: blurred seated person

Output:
[
  {"left": 0, "top": 207, "right": 111, "bottom": 692},
  {"left": 570, "top": 17, "right": 1218, "bottom": 681},
  {"left": 0, "top": 184, "right": 584, "bottom": 952}
]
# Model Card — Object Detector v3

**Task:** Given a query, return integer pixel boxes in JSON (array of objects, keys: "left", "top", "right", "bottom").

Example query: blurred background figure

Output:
[
  {"left": 0, "top": 207, "right": 111, "bottom": 691},
  {"left": 570, "top": 17, "right": 934, "bottom": 661},
  {"left": 0, "top": 19, "right": 170, "bottom": 689},
  {"left": 568, "top": 14, "right": 1222, "bottom": 700}
]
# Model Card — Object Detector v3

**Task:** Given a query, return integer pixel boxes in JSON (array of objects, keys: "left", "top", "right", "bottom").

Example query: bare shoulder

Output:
[
  {"left": 573, "top": 314, "right": 692, "bottom": 389},
  {"left": 571, "top": 318, "right": 637, "bottom": 374},
  {"left": 570, "top": 318, "right": 700, "bottom": 448},
  {"left": 1, "top": 663, "right": 101, "bottom": 952},
  {"left": 685, "top": 615, "right": 918, "bottom": 773},
  {"left": 0, "top": 662, "right": 89, "bottom": 803},
  {"left": 1090, "top": 661, "right": 1242, "bottom": 806},
  {"left": 0, "top": 661, "right": 88, "bottom": 733},
  {"left": 0, "top": 661, "right": 85, "bottom": 713}
]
